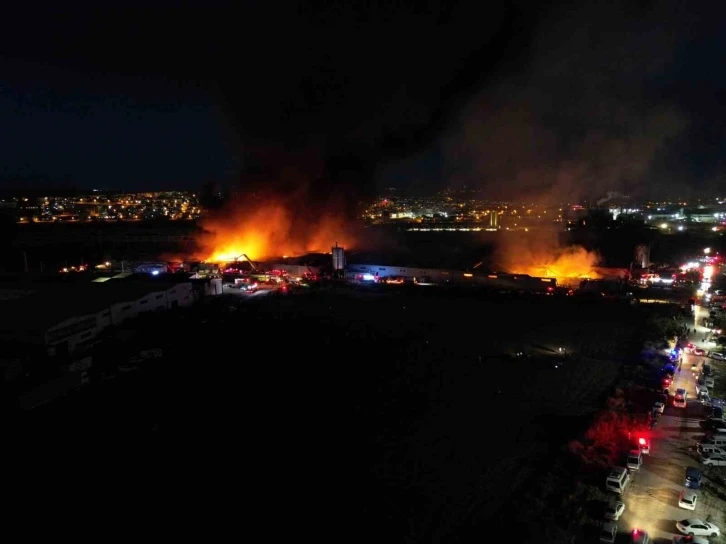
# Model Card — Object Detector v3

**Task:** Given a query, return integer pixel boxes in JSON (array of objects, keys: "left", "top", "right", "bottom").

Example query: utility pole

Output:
[{"left": 22, "top": 250, "right": 28, "bottom": 273}]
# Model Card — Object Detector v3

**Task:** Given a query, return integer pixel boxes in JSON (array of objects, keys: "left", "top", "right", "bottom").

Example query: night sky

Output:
[{"left": 1, "top": 2, "right": 725, "bottom": 202}]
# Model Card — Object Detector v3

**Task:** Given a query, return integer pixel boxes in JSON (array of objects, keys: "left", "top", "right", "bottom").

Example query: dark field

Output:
[{"left": 7, "top": 287, "right": 650, "bottom": 540}]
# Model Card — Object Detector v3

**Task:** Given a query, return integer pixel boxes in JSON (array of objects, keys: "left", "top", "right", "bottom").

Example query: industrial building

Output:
[
  {"left": 345, "top": 263, "right": 459, "bottom": 283},
  {"left": 0, "top": 275, "right": 194, "bottom": 356},
  {"left": 262, "top": 252, "right": 561, "bottom": 290}
]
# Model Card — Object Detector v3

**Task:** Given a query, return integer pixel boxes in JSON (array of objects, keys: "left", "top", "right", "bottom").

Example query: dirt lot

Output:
[
  {"left": 10, "top": 288, "right": 651, "bottom": 541},
  {"left": 215, "top": 288, "right": 646, "bottom": 541}
]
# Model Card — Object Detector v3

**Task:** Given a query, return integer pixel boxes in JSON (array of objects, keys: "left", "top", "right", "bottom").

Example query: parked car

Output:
[
  {"left": 685, "top": 467, "right": 703, "bottom": 489},
  {"left": 626, "top": 450, "right": 643, "bottom": 471},
  {"left": 673, "top": 536, "right": 709, "bottom": 544},
  {"left": 675, "top": 519, "right": 721, "bottom": 537},
  {"left": 631, "top": 528, "right": 651, "bottom": 544},
  {"left": 604, "top": 501, "right": 625, "bottom": 521},
  {"left": 697, "top": 444, "right": 726, "bottom": 457},
  {"left": 711, "top": 352, "right": 725, "bottom": 361},
  {"left": 653, "top": 401, "right": 666, "bottom": 414},
  {"left": 600, "top": 522, "right": 618, "bottom": 543},
  {"left": 678, "top": 491, "right": 698, "bottom": 511},
  {"left": 701, "top": 454, "right": 726, "bottom": 466}
]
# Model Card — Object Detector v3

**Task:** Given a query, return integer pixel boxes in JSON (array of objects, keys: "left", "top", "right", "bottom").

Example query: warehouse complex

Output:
[{"left": 0, "top": 274, "right": 194, "bottom": 356}]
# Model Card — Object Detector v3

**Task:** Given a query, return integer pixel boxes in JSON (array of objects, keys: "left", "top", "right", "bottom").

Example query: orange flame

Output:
[
  {"left": 495, "top": 232, "right": 601, "bottom": 285},
  {"left": 516, "top": 246, "right": 602, "bottom": 284},
  {"left": 194, "top": 197, "right": 357, "bottom": 263}
]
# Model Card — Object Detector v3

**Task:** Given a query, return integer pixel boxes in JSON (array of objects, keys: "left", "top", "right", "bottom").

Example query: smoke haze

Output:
[
  {"left": 493, "top": 229, "right": 601, "bottom": 284},
  {"left": 442, "top": 1, "right": 692, "bottom": 204}
]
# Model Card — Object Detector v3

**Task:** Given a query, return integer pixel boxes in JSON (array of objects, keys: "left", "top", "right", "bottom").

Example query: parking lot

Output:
[{"left": 607, "top": 308, "right": 726, "bottom": 543}]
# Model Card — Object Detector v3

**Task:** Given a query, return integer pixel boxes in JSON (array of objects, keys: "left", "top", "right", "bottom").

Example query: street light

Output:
[{"left": 704, "top": 247, "right": 711, "bottom": 255}]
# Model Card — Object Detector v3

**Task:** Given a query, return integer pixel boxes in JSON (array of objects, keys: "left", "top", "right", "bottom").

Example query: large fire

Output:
[
  {"left": 495, "top": 233, "right": 601, "bottom": 285},
  {"left": 515, "top": 246, "right": 601, "bottom": 284},
  {"left": 194, "top": 198, "right": 357, "bottom": 263}
]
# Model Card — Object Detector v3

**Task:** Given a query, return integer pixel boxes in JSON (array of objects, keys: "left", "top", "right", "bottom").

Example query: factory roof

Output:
[
  {"left": 345, "top": 250, "right": 478, "bottom": 270},
  {"left": 106, "top": 272, "right": 194, "bottom": 284},
  {"left": 0, "top": 279, "right": 182, "bottom": 335},
  {"left": 266, "top": 253, "right": 332, "bottom": 267}
]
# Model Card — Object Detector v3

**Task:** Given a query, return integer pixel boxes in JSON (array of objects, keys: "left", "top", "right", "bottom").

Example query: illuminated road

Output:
[{"left": 617, "top": 306, "right": 725, "bottom": 540}]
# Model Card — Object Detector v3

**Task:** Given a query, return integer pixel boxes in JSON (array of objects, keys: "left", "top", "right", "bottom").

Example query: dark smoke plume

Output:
[
  {"left": 442, "top": 1, "right": 693, "bottom": 204},
  {"left": 210, "top": 2, "right": 540, "bottom": 208}
]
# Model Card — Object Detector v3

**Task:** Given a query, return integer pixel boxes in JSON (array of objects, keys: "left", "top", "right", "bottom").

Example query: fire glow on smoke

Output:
[
  {"left": 496, "top": 234, "right": 601, "bottom": 285},
  {"left": 195, "top": 199, "right": 356, "bottom": 262}
]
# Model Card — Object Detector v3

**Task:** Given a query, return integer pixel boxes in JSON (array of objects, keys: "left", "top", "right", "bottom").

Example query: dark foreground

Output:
[{"left": 5, "top": 287, "right": 647, "bottom": 540}]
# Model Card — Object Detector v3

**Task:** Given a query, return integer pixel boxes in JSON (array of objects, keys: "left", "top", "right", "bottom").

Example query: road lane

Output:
[
  {"left": 619, "top": 353, "right": 703, "bottom": 539},
  {"left": 617, "top": 304, "right": 726, "bottom": 542}
]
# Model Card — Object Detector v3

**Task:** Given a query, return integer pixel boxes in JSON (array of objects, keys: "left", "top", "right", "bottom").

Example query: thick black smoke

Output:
[
  {"left": 0, "top": 2, "right": 557, "bottom": 207},
  {"left": 207, "top": 2, "right": 544, "bottom": 209},
  {"left": 439, "top": 1, "right": 702, "bottom": 204}
]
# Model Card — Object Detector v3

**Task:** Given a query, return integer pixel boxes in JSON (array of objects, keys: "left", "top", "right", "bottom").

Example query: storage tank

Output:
[
  {"left": 634, "top": 244, "right": 650, "bottom": 268},
  {"left": 332, "top": 244, "right": 346, "bottom": 271}
]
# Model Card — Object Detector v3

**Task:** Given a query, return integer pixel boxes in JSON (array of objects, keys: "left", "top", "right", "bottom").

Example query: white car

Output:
[
  {"left": 711, "top": 352, "right": 725, "bottom": 360},
  {"left": 653, "top": 401, "right": 665, "bottom": 414},
  {"left": 604, "top": 501, "right": 625, "bottom": 521},
  {"left": 695, "top": 384, "right": 709, "bottom": 397},
  {"left": 626, "top": 450, "right": 642, "bottom": 471},
  {"left": 676, "top": 519, "right": 721, "bottom": 538},
  {"left": 698, "top": 444, "right": 726, "bottom": 457},
  {"left": 701, "top": 454, "right": 726, "bottom": 466},
  {"left": 673, "top": 536, "right": 709, "bottom": 544},
  {"left": 678, "top": 491, "right": 698, "bottom": 511}
]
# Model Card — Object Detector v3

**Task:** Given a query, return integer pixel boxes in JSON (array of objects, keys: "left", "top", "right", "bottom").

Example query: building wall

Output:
[
  {"left": 111, "top": 300, "right": 138, "bottom": 324},
  {"left": 46, "top": 314, "right": 102, "bottom": 354},
  {"left": 166, "top": 283, "right": 194, "bottom": 307},
  {"left": 44, "top": 282, "right": 195, "bottom": 354},
  {"left": 137, "top": 291, "right": 167, "bottom": 313},
  {"left": 345, "top": 263, "right": 557, "bottom": 291},
  {"left": 346, "top": 263, "right": 458, "bottom": 282}
]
